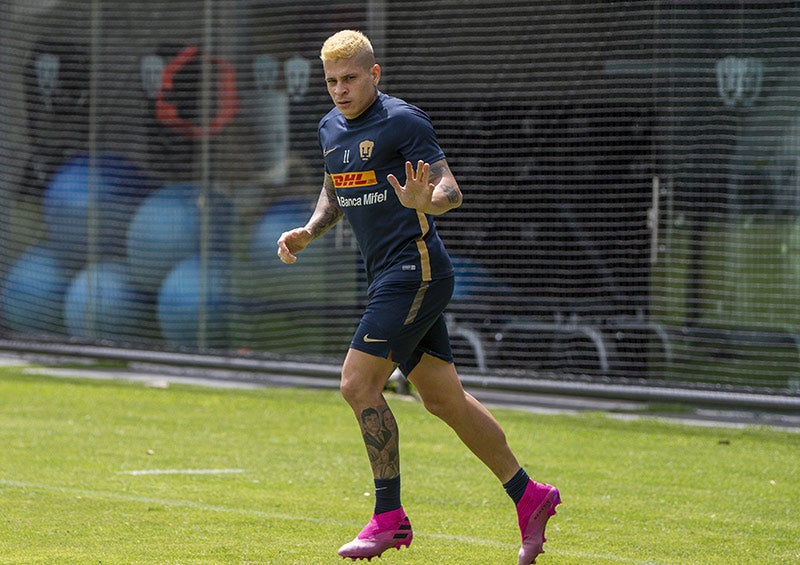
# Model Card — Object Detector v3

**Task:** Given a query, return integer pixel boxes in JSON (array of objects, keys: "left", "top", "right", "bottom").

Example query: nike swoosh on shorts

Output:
[{"left": 363, "top": 334, "right": 388, "bottom": 343}]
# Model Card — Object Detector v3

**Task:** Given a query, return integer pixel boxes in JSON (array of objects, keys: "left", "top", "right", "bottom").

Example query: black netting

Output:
[{"left": 1, "top": 0, "right": 798, "bottom": 392}]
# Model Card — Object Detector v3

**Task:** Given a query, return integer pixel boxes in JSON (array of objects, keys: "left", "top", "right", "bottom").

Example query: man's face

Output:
[
  {"left": 362, "top": 410, "right": 382, "bottom": 435},
  {"left": 323, "top": 57, "right": 380, "bottom": 119}
]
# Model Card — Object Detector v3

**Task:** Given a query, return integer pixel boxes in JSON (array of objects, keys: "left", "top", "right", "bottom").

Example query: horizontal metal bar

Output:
[{"left": 0, "top": 339, "right": 797, "bottom": 412}]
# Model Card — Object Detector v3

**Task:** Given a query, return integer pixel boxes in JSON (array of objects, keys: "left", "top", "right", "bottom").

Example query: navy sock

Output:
[
  {"left": 503, "top": 467, "right": 530, "bottom": 505},
  {"left": 374, "top": 475, "right": 402, "bottom": 514}
]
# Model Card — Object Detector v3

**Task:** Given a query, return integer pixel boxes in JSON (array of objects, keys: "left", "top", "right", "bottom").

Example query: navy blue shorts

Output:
[{"left": 350, "top": 275, "right": 455, "bottom": 376}]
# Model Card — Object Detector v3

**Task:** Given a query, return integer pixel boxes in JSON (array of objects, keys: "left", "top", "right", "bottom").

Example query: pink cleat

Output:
[
  {"left": 338, "top": 507, "right": 413, "bottom": 561},
  {"left": 516, "top": 481, "right": 561, "bottom": 565}
]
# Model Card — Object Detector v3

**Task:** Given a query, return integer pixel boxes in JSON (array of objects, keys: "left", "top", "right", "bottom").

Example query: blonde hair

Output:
[{"left": 320, "top": 29, "right": 375, "bottom": 65}]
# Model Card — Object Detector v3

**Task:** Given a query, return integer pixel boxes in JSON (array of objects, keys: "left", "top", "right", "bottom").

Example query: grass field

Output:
[{"left": 1, "top": 365, "right": 798, "bottom": 564}]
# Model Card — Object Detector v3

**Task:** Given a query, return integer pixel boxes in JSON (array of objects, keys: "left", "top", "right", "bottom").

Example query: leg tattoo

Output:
[{"left": 359, "top": 403, "right": 399, "bottom": 479}]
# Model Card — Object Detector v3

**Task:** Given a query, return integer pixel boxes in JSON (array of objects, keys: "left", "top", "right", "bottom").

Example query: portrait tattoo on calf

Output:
[{"left": 359, "top": 405, "right": 400, "bottom": 479}]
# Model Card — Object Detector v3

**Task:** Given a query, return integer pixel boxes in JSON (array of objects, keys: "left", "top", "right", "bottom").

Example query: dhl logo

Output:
[{"left": 331, "top": 170, "right": 378, "bottom": 188}]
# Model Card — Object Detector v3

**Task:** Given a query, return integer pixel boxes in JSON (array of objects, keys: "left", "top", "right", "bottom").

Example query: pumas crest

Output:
[{"left": 359, "top": 140, "right": 375, "bottom": 161}]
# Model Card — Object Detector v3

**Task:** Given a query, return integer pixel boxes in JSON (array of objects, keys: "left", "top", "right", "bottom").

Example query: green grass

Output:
[{"left": 1, "top": 367, "right": 798, "bottom": 564}]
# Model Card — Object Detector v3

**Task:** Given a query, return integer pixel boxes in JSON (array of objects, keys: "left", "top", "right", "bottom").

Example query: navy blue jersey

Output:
[{"left": 318, "top": 92, "right": 453, "bottom": 285}]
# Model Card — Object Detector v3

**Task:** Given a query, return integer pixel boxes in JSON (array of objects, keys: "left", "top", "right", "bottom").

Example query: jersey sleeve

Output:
[{"left": 395, "top": 105, "right": 446, "bottom": 165}]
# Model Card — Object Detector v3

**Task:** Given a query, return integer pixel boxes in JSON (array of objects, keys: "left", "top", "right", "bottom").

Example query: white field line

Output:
[
  {"left": 118, "top": 468, "right": 246, "bottom": 476},
  {"left": 0, "top": 478, "right": 344, "bottom": 527},
  {"left": 0, "top": 479, "right": 669, "bottom": 564}
]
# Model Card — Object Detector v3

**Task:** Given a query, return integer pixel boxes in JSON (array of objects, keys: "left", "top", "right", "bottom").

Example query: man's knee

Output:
[
  {"left": 419, "top": 393, "right": 450, "bottom": 419},
  {"left": 339, "top": 371, "right": 366, "bottom": 406},
  {"left": 408, "top": 355, "right": 465, "bottom": 420},
  {"left": 419, "top": 386, "right": 470, "bottom": 421},
  {"left": 340, "top": 349, "right": 394, "bottom": 407}
]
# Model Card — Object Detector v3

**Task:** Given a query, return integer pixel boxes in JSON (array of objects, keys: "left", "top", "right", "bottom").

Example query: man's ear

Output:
[{"left": 372, "top": 64, "right": 381, "bottom": 86}]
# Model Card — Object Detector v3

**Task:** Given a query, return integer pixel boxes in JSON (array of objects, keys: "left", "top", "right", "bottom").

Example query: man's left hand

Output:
[{"left": 388, "top": 160, "right": 435, "bottom": 213}]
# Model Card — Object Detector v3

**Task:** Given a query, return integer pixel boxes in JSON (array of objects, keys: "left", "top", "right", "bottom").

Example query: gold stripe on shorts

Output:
[{"left": 404, "top": 282, "right": 429, "bottom": 326}]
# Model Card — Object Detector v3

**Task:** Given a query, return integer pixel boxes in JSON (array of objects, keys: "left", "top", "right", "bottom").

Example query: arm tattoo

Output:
[
  {"left": 440, "top": 183, "right": 461, "bottom": 204},
  {"left": 307, "top": 175, "right": 343, "bottom": 239},
  {"left": 429, "top": 160, "right": 462, "bottom": 206},
  {"left": 429, "top": 161, "right": 447, "bottom": 185}
]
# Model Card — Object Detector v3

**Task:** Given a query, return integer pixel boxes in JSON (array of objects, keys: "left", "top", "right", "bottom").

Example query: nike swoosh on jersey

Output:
[
  {"left": 323, "top": 147, "right": 338, "bottom": 156},
  {"left": 363, "top": 334, "right": 388, "bottom": 343}
]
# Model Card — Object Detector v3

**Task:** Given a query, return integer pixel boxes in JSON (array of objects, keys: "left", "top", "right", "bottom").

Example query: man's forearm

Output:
[
  {"left": 427, "top": 160, "right": 462, "bottom": 215},
  {"left": 306, "top": 175, "right": 343, "bottom": 239}
]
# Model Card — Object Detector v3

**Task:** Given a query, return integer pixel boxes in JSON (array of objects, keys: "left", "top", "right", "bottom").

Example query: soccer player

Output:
[{"left": 276, "top": 29, "right": 560, "bottom": 564}]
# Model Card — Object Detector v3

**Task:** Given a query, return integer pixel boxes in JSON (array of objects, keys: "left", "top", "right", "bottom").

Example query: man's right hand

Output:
[{"left": 277, "top": 227, "right": 313, "bottom": 264}]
